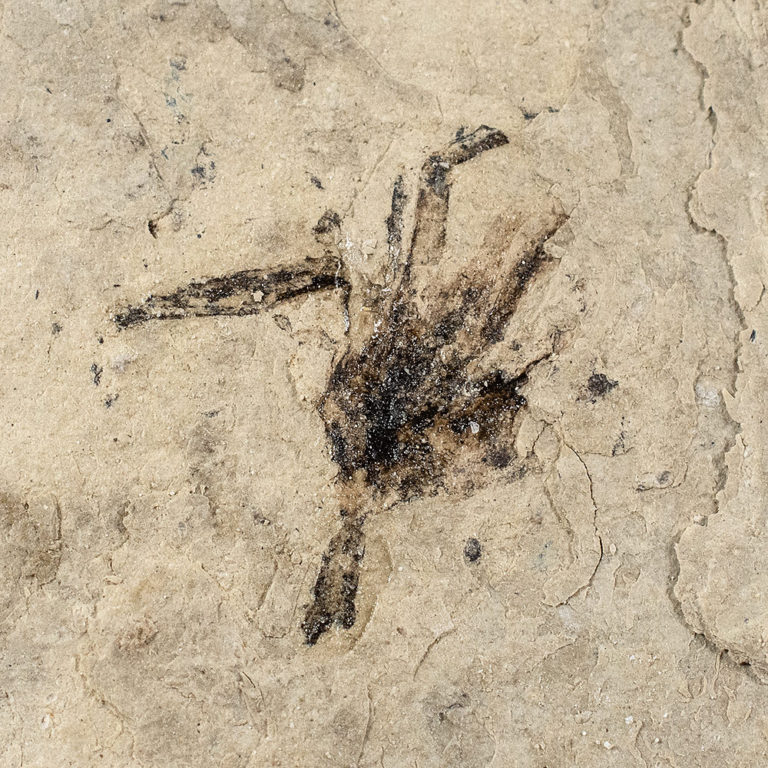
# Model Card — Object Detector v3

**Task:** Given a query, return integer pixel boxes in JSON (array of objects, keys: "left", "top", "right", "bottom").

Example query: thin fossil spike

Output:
[
  {"left": 114, "top": 211, "right": 348, "bottom": 329},
  {"left": 301, "top": 512, "right": 366, "bottom": 645},
  {"left": 401, "top": 125, "right": 509, "bottom": 284},
  {"left": 385, "top": 174, "right": 407, "bottom": 284},
  {"left": 114, "top": 264, "right": 348, "bottom": 328}
]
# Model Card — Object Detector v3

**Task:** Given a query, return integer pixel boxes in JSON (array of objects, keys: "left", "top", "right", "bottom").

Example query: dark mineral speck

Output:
[
  {"left": 587, "top": 372, "right": 617, "bottom": 399},
  {"left": 464, "top": 537, "right": 482, "bottom": 563}
]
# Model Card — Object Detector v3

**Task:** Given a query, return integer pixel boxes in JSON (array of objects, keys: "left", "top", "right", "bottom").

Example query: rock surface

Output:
[{"left": 2, "top": 1, "right": 768, "bottom": 765}]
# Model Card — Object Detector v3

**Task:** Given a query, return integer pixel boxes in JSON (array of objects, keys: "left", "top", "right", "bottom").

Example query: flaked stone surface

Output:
[{"left": 2, "top": 1, "right": 768, "bottom": 766}]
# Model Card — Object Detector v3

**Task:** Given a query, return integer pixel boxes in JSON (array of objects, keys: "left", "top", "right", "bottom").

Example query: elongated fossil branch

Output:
[{"left": 114, "top": 212, "right": 348, "bottom": 328}]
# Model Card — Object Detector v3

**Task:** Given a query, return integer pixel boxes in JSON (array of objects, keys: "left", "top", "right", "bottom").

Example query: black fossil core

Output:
[{"left": 114, "top": 126, "right": 568, "bottom": 645}]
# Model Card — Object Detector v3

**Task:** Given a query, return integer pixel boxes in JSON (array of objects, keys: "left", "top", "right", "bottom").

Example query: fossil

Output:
[{"left": 115, "top": 125, "right": 568, "bottom": 644}]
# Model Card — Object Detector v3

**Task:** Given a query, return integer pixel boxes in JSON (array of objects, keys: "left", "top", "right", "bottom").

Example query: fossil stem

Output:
[{"left": 302, "top": 511, "right": 366, "bottom": 645}]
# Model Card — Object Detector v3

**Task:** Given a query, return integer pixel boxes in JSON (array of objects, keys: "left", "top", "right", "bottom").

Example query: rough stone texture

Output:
[{"left": 2, "top": 1, "right": 768, "bottom": 766}]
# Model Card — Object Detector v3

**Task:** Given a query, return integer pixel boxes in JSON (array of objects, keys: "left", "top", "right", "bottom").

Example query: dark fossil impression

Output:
[{"left": 115, "top": 125, "right": 568, "bottom": 644}]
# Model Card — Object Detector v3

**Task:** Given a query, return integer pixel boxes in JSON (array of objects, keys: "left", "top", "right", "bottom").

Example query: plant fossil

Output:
[{"left": 115, "top": 125, "right": 568, "bottom": 644}]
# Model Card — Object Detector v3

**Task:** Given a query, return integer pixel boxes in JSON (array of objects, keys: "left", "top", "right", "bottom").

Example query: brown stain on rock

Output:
[{"left": 0, "top": 493, "right": 62, "bottom": 625}]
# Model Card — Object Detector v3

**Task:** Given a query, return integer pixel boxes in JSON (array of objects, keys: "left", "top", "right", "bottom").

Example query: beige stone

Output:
[{"left": 2, "top": 1, "right": 768, "bottom": 766}]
